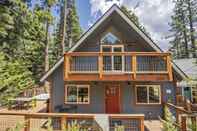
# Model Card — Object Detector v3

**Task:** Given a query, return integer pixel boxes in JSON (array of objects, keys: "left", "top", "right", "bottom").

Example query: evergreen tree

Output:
[
  {"left": 66, "top": 0, "right": 82, "bottom": 48},
  {"left": 0, "top": 52, "right": 34, "bottom": 105},
  {"left": 162, "top": 105, "right": 178, "bottom": 131},
  {"left": 168, "top": 0, "right": 197, "bottom": 59},
  {"left": 121, "top": 6, "right": 149, "bottom": 35},
  {"left": 186, "top": 0, "right": 197, "bottom": 57}
]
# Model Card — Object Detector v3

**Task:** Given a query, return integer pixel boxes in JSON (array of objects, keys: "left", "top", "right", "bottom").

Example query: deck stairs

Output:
[
  {"left": 144, "top": 120, "right": 162, "bottom": 131},
  {"left": 94, "top": 114, "right": 109, "bottom": 131}
]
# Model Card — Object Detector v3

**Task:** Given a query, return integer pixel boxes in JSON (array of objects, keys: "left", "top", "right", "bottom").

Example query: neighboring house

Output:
[
  {"left": 40, "top": 5, "right": 188, "bottom": 130},
  {"left": 174, "top": 59, "right": 197, "bottom": 104}
]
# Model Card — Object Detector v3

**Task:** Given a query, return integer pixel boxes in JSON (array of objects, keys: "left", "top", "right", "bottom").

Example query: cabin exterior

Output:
[{"left": 40, "top": 5, "right": 188, "bottom": 130}]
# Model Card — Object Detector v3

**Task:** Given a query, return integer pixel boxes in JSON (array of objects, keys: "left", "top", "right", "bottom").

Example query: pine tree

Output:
[
  {"left": 169, "top": 0, "right": 197, "bottom": 59},
  {"left": 186, "top": 0, "right": 197, "bottom": 57},
  {"left": 121, "top": 6, "right": 149, "bottom": 35},
  {"left": 59, "top": 0, "right": 67, "bottom": 54},
  {"left": 168, "top": 0, "right": 189, "bottom": 58},
  {"left": 66, "top": 0, "right": 82, "bottom": 48},
  {"left": 162, "top": 105, "right": 178, "bottom": 131}
]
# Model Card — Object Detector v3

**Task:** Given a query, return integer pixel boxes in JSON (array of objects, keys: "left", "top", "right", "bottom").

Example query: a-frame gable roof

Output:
[{"left": 40, "top": 4, "right": 187, "bottom": 82}]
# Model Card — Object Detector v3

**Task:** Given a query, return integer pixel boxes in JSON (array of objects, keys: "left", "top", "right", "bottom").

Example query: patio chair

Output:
[{"left": 55, "top": 105, "right": 77, "bottom": 113}]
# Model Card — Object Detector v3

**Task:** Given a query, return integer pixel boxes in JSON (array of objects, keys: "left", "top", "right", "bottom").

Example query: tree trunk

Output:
[
  {"left": 187, "top": 0, "right": 196, "bottom": 57},
  {"left": 60, "top": 0, "right": 67, "bottom": 54},
  {"left": 44, "top": 8, "right": 50, "bottom": 89}
]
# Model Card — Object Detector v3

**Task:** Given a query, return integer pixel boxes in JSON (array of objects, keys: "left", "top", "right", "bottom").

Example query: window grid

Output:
[
  {"left": 136, "top": 85, "right": 161, "bottom": 104},
  {"left": 65, "top": 85, "right": 90, "bottom": 104}
]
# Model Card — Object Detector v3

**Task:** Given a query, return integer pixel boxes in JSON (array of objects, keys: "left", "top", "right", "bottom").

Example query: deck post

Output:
[
  {"left": 140, "top": 117, "right": 144, "bottom": 131},
  {"left": 99, "top": 53, "right": 103, "bottom": 79},
  {"left": 24, "top": 116, "right": 30, "bottom": 131},
  {"left": 61, "top": 116, "right": 67, "bottom": 130},
  {"left": 167, "top": 55, "right": 173, "bottom": 81},
  {"left": 181, "top": 116, "right": 187, "bottom": 131},
  {"left": 132, "top": 55, "right": 137, "bottom": 80},
  {"left": 64, "top": 54, "right": 70, "bottom": 79}
]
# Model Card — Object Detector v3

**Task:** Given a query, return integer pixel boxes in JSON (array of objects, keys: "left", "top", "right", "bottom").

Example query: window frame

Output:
[
  {"left": 101, "top": 45, "right": 125, "bottom": 72},
  {"left": 135, "top": 85, "right": 161, "bottom": 105},
  {"left": 191, "top": 86, "right": 197, "bottom": 104},
  {"left": 65, "top": 84, "right": 90, "bottom": 104}
]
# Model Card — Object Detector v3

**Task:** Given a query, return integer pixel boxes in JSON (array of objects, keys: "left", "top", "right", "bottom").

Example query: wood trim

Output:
[
  {"left": 167, "top": 55, "right": 173, "bottom": 81},
  {"left": 132, "top": 55, "right": 137, "bottom": 79},
  {"left": 135, "top": 85, "right": 162, "bottom": 105},
  {"left": 66, "top": 52, "right": 171, "bottom": 56},
  {"left": 65, "top": 84, "right": 90, "bottom": 104},
  {"left": 99, "top": 54, "right": 103, "bottom": 79}
]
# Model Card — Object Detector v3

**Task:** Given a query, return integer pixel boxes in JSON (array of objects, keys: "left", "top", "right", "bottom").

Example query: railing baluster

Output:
[
  {"left": 132, "top": 55, "right": 137, "bottom": 80},
  {"left": 99, "top": 53, "right": 103, "bottom": 79},
  {"left": 24, "top": 116, "right": 30, "bottom": 131}
]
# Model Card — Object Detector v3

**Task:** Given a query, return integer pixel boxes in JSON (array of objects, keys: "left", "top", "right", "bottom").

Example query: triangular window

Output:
[{"left": 101, "top": 32, "right": 121, "bottom": 44}]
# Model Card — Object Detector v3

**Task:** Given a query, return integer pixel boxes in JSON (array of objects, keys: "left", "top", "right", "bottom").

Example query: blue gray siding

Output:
[{"left": 51, "top": 64, "right": 176, "bottom": 119}]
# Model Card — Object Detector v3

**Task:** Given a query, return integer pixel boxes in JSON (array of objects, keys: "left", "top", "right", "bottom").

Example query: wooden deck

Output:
[
  {"left": 64, "top": 52, "right": 173, "bottom": 82},
  {"left": 0, "top": 112, "right": 145, "bottom": 131},
  {"left": 0, "top": 101, "right": 47, "bottom": 113}
]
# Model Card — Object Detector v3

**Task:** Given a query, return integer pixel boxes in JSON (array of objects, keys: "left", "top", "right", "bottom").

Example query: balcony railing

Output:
[{"left": 64, "top": 52, "right": 173, "bottom": 81}]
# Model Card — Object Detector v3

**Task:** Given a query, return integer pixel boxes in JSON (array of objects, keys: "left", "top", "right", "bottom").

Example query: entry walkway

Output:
[{"left": 144, "top": 120, "right": 162, "bottom": 131}]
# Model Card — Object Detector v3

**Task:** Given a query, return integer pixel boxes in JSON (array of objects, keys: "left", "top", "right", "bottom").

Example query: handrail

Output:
[
  {"left": 65, "top": 52, "right": 171, "bottom": 56},
  {"left": 0, "top": 112, "right": 94, "bottom": 118},
  {"left": 165, "top": 103, "right": 191, "bottom": 114}
]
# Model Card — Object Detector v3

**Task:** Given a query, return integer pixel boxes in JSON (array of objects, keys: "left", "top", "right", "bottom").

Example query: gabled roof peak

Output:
[{"left": 40, "top": 4, "right": 187, "bottom": 82}]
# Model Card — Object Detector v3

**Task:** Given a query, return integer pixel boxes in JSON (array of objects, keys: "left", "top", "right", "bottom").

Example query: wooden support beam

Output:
[
  {"left": 24, "top": 116, "right": 30, "bottom": 131},
  {"left": 140, "top": 117, "right": 144, "bottom": 131},
  {"left": 64, "top": 55, "right": 70, "bottom": 79},
  {"left": 167, "top": 55, "right": 173, "bottom": 81},
  {"left": 99, "top": 54, "right": 103, "bottom": 79},
  {"left": 61, "top": 116, "right": 67, "bottom": 130},
  {"left": 181, "top": 116, "right": 187, "bottom": 131},
  {"left": 132, "top": 55, "right": 137, "bottom": 80}
]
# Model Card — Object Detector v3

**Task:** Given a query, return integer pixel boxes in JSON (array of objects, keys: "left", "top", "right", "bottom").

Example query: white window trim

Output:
[
  {"left": 135, "top": 85, "right": 161, "bottom": 105},
  {"left": 65, "top": 85, "right": 90, "bottom": 104},
  {"left": 101, "top": 45, "right": 125, "bottom": 72}
]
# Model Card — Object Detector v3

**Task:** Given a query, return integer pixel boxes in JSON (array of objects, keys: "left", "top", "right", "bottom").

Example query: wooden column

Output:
[
  {"left": 24, "top": 116, "right": 30, "bottom": 131},
  {"left": 61, "top": 116, "right": 67, "bottom": 130},
  {"left": 132, "top": 55, "right": 137, "bottom": 80},
  {"left": 181, "top": 116, "right": 187, "bottom": 131},
  {"left": 140, "top": 117, "right": 144, "bottom": 131},
  {"left": 64, "top": 55, "right": 70, "bottom": 79},
  {"left": 191, "top": 116, "right": 196, "bottom": 128},
  {"left": 99, "top": 53, "right": 103, "bottom": 79},
  {"left": 167, "top": 55, "right": 173, "bottom": 81}
]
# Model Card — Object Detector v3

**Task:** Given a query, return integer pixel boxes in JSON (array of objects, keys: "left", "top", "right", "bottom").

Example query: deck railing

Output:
[
  {"left": 64, "top": 52, "right": 172, "bottom": 80},
  {"left": 0, "top": 112, "right": 144, "bottom": 131}
]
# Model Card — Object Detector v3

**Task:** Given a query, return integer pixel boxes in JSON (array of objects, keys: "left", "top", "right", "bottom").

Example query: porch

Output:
[
  {"left": 0, "top": 112, "right": 145, "bottom": 131},
  {"left": 51, "top": 81, "right": 175, "bottom": 120},
  {"left": 64, "top": 52, "right": 173, "bottom": 81}
]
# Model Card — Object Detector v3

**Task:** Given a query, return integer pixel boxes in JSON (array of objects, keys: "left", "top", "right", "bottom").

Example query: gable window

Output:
[
  {"left": 101, "top": 32, "right": 121, "bottom": 45},
  {"left": 65, "top": 85, "right": 90, "bottom": 104},
  {"left": 101, "top": 45, "right": 124, "bottom": 72},
  {"left": 136, "top": 85, "right": 161, "bottom": 104}
]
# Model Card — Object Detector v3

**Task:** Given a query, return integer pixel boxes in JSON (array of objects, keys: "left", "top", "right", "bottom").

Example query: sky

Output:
[{"left": 76, "top": 0, "right": 175, "bottom": 51}]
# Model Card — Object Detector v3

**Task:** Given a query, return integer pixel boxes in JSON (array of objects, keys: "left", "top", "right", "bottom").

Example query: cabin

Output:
[{"left": 40, "top": 5, "right": 188, "bottom": 130}]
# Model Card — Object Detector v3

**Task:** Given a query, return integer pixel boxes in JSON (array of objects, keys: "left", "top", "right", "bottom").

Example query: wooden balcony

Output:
[{"left": 64, "top": 52, "right": 173, "bottom": 81}]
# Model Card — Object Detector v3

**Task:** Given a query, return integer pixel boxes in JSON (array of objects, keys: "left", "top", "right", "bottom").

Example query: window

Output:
[
  {"left": 136, "top": 85, "right": 161, "bottom": 104},
  {"left": 65, "top": 85, "right": 90, "bottom": 104},
  {"left": 101, "top": 32, "right": 121, "bottom": 44},
  {"left": 101, "top": 45, "right": 124, "bottom": 71}
]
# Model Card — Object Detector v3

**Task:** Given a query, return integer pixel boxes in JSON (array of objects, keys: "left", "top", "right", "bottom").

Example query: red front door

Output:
[{"left": 105, "top": 83, "right": 120, "bottom": 113}]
